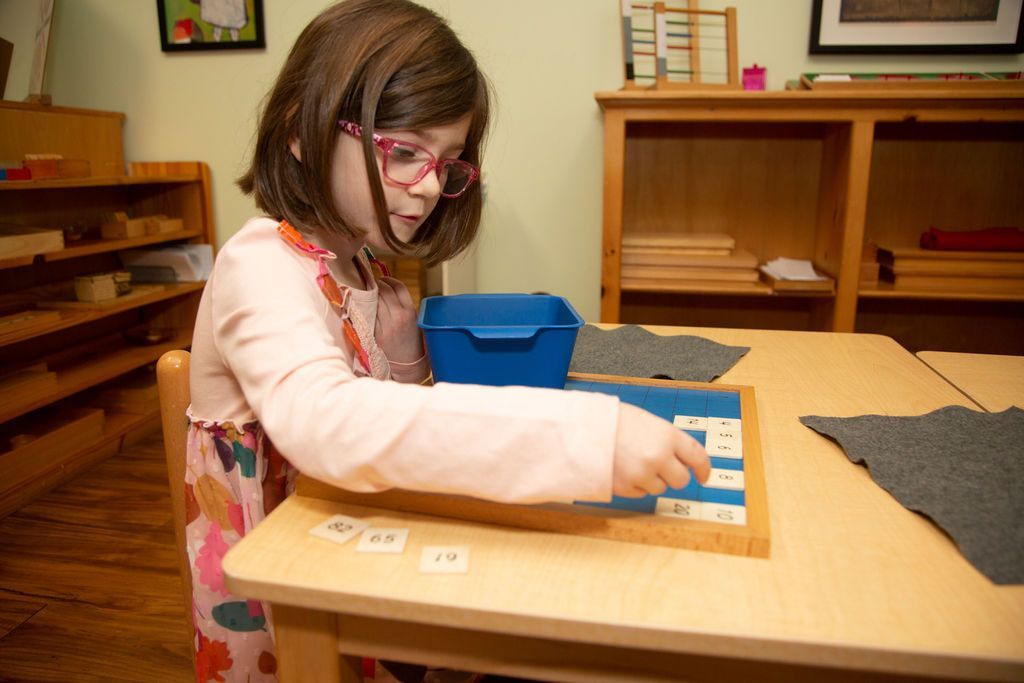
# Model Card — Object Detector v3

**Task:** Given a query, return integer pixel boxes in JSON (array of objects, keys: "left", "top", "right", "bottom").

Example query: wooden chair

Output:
[{"left": 156, "top": 349, "right": 196, "bottom": 671}]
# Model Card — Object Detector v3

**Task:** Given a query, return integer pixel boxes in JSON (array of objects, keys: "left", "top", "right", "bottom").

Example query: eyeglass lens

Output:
[{"left": 384, "top": 141, "right": 473, "bottom": 196}]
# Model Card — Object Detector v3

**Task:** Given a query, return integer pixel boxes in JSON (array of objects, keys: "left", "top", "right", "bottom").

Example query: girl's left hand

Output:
[{"left": 374, "top": 276, "right": 424, "bottom": 364}]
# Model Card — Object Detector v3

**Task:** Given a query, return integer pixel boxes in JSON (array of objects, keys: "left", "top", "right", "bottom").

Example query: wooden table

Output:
[
  {"left": 223, "top": 328, "right": 1024, "bottom": 683},
  {"left": 917, "top": 351, "right": 1024, "bottom": 413}
]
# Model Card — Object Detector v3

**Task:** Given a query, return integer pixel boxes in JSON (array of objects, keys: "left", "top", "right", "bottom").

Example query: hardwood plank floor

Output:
[{"left": 0, "top": 431, "right": 194, "bottom": 682}]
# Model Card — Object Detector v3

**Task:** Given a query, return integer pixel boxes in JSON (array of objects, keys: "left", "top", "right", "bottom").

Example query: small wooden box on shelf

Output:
[
  {"left": 0, "top": 101, "right": 215, "bottom": 518},
  {"left": 596, "top": 88, "right": 1024, "bottom": 354}
]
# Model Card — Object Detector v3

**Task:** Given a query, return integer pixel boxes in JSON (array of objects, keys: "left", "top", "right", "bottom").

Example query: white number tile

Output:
[
  {"left": 708, "top": 418, "right": 742, "bottom": 432},
  {"left": 705, "top": 468, "right": 745, "bottom": 491},
  {"left": 419, "top": 546, "right": 470, "bottom": 574},
  {"left": 706, "top": 440, "right": 743, "bottom": 459},
  {"left": 707, "top": 429, "right": 741, "bottom": 442},
  {"left": 700, "top": 502, "right": 747, "bottom": 526},
  {"left": 673, "top": 415, "right": 707, "bottom": 431},
  {"left": 655, "top": 498, "right": 702, "bottom": 519},
  {"left": 356, "top": 527, "right": 409, "bottom": 553},
  {"left": 309, "top": 514, "right": 370, "bottom": 546}
]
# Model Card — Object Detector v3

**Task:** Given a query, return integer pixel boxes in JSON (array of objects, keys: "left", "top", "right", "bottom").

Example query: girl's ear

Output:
[{"left": 288, "top": 138, "right": 302, "bottom": 162}]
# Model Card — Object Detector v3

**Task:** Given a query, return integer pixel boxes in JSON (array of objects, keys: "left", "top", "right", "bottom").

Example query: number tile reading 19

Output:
[{"left": 419, "top": 546, "right": 470, "bottom": 574}]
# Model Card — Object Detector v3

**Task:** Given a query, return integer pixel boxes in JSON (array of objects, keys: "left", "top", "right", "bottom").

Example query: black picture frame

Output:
[
  {"left": 157, "top": 0, "right": 265, "bottom": 52},
  {"left": 810, "top": 0, "right": 1024, "bottom": 54}
]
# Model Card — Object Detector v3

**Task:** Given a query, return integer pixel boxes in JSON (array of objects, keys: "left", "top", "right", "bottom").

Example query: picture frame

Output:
[
  {"left": 810, "top": 0, "right": 1024, "bottom": 54},
  {"left": 156, "top": 0, "right": 265, "bottom": 52}
]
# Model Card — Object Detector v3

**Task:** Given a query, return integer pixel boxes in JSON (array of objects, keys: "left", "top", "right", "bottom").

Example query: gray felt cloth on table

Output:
[
  {"left": 801, "top": 406, "right": 1024, "bottom": 585},
  {"left": 569, "top": 324, "right": 749, "bottom": 382}
]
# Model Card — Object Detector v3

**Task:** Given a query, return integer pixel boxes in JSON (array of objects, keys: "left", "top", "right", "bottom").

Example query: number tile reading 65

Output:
[
  {"left": 309, "top": 514, "right": 370, "bottom": 545},
  {"left": 419, "top": 546, "right": 470, "bottom": 574},
  {"left": 356, "top": 528, "right": 409, "bottom": 554}
]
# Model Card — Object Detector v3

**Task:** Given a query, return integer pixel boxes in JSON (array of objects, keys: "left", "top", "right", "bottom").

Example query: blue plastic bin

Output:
[{"left": 418, "top": 293, "right": 584, "bottom": 388}]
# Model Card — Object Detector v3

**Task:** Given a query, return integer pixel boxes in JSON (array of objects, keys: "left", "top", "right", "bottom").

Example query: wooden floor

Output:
[{"left": 0, "top": 430, "right": 194, "bottom": 682}]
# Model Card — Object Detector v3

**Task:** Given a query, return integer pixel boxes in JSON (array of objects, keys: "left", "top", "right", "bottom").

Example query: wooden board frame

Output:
[{"left": 297, "top": 373, "right": 770, "bottom": 558}]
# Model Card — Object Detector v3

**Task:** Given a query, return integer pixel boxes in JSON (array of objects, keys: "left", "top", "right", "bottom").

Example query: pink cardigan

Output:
[{"left": 188, "top": 217, "right": 619, "bottom": 504}]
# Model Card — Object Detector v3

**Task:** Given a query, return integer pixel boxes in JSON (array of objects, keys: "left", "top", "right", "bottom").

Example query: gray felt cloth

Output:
[
  {"left": 569, "top": 325, "right": 749, "bottom": 382},
  {"left": 801, "top": 406, "right": 1024, "bottom": 585}
]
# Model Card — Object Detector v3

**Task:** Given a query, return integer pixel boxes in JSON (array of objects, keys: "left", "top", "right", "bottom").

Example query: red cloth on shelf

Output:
[{"left": 920, "top": 226, "right": 1024, "bottom": 251}]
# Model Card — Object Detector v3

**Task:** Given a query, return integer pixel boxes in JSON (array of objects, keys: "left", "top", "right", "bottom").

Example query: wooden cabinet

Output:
[
  {"left": 596, "top": 89, "right": 1024, "bottom": 354},
  {"left": 0, "top": 102, "right": 214, "bottom": 517}
]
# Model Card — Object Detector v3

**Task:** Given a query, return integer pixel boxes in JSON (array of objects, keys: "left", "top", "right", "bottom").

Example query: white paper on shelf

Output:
[
  {"left": 119, "top": 244, "right": 213, "bottom": 281},
  {"left": 760, "top": 257, "right": 826, "bottom": 281},
  {"left": 814, "top": 74, "right": 853, "bottom": 82}
]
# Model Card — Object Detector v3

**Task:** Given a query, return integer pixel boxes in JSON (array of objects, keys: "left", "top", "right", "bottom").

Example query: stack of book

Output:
[
  {"left": 620, "top": 232, "right": 760, "bottom": 291},
  {"left": 877, "top": 247, "right": 1024, "bottom": 294}
]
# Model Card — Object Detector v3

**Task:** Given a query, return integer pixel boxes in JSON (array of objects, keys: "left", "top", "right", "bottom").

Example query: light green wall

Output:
[
  {"left": 4, "top": 0, "right": 1023, "bottom": 320},
  {"left": 0, "top": 0, "right": 44, "bottom": 99}
]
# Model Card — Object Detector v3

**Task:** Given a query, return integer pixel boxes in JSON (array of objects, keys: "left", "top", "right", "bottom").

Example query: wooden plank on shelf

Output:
[
  {"left": 43, "top": 230, "right": 201, "bottom": 262},
  {"left": 884, "top": 259, "right": 1024, "bottom": 277},
  {"left": 858, "top": 282, "right": 1024, "bottom": 302},
  {"left": 624, "top": 247, "right": 732, "bottom": 257},
  {"left": 621, "top": 249, "right": 758, "bottom": 269},
  {"left": 0, "top": 366, "right": 57, "bottom": 415},
  {"left": 759, "top": 270, "right": 835, "bottom": 294},
  {"left": 879, "top": 271, "right": 1024, "bottom": 293},
  {"left": 622, "top": 232, "right": 736, "bottom": 250},
  {"left": 878, "top": 247, "right": 1024, "bottom": 262},
  {"left": 0, "top": 283, "right": 203, "bottom": 349},
  {"left": 620, "top": 278, "right": 772, "bottom": 295},
  {"left": 0, "top": 225, "right": 64, "bottom": 260},
  {"left": 92, "top": 368, "right": 159, "bottom": 415},
  {"left": 0, "top": 408, "right": 105, "bottom": 494},
  {"left": 0, "top": 329, "right": 192, "bottom": 424},
  {"left": 0, "top": 408, "right": 160, "bottom": 520},
  {"left": 0, "top": 310, "right": 62, "bottom": 339},
  {"left": 621, "top": 265, "right": 760, "bottom": 282},
  {"left": 0, "top": 175, "right": 201, "bottom": 192},
  {"left": 37, "top": 284, "right": 165, "bottom": 310}
]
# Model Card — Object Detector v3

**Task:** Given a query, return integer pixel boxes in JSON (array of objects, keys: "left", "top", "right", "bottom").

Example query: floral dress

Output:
[{"left": 184, "top": 221, "right": 391, "bottom": 682}]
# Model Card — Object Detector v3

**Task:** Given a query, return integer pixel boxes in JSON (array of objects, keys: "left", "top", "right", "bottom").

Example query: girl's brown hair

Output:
[{"left": 238, "top": 0, "right": 490, "bottom": 265}]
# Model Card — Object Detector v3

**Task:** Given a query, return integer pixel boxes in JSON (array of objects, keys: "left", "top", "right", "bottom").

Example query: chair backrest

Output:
[{"left": 156, "top": 349, "right": 195, "bottom": 657}]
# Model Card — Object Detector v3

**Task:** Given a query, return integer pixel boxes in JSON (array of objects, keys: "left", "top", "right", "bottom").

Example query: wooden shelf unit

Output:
[
  {"left": 0, "top": 102, "right": 214, "bottom": 517},
  {"left": 596, "top": 89, "right": 1024, "bottom": 353}
]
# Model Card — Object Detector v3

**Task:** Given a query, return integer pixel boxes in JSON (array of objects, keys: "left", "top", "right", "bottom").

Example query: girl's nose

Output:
[{"left": 408, "top": 165, "right": 442, "bottom": 198}]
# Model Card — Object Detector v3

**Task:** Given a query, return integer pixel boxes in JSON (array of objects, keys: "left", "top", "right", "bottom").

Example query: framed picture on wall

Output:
[
  {"left": 810, "top": 0, "right": 1024, "bottom": 54},
  {"left": 157, "top": 0, "right": 265, "bottom": 52}
]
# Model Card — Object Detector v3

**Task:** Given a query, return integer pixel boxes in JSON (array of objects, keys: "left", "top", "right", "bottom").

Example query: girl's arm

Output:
[{"left": 209, "top": 225, "right": 620, "bottom": 504}]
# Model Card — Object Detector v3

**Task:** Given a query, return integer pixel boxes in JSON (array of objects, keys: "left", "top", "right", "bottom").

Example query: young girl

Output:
[{"left": 184, "top": 1, "right": 709, "bottom": 680}]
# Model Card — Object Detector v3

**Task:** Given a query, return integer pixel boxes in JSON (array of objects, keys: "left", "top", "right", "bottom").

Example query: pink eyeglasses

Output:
[{"left": 338, "top": 120, "right": 480, "bottom": 198}]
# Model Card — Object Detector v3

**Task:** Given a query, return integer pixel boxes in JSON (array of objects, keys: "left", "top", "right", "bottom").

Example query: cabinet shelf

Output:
[
  {"left": 0, "top": 230, "right": 203, "bottom": 270},
  {"left": 858, "top": 283, "right": 1024, "bottom": 302},
  {"left": 0, "top": 282, "right": 205, "bottom": 348},
  {"left": 1, "top": 327, "right": 192, "bottom": 424},
  {"left": 0, "top": 102, "right": 214, "bottom": 516},
  {"left": 597, "top": 90, "right": 1024, "bottom": 352},
  {"left": 0, "top": 174, "right": 202, "bottom": 191}
]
